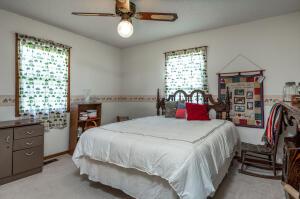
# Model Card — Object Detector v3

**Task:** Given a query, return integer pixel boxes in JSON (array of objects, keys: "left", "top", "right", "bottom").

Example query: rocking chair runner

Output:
[
  {"left": 116, "top": 116, "right": 130, "bottom": 122},
  {"left": 239, "top": 104, "right": 285, "bottom": 179}
]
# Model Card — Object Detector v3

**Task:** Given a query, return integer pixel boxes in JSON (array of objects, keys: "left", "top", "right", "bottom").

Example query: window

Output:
[
  {"left": 164, "top": 46, "right": 208, "bottom": 101},
  {"left": 15, "top": 33, "right": 70, "bottom": 130}
]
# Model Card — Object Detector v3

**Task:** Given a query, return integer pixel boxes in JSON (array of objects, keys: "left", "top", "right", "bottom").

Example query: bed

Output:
[{"left": 72, "top": 89, "right": 240, "bottom": 199}]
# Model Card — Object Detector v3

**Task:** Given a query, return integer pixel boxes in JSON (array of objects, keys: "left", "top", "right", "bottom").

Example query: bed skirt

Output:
[{"left": 76, "top": 151, "right": 235, "bottom": 199}]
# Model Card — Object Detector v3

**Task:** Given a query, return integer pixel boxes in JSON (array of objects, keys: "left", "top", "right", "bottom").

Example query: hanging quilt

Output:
[{"left": 218, "top": 73, "right": 264, "bottom": 128}]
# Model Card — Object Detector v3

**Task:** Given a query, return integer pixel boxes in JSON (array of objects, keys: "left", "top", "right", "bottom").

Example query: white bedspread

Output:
[{"left": 73, "top": 116, "right": 239, "bottom": 199}]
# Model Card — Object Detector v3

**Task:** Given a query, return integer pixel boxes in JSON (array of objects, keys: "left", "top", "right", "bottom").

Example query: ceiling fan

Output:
[{"left": 72, "top": 0, "right": 178, "bottom": 38}]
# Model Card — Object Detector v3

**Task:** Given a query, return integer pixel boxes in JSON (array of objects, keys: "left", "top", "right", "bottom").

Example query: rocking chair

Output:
[{"left": 239, "top": 108, "right": 284, "bottom": 179}]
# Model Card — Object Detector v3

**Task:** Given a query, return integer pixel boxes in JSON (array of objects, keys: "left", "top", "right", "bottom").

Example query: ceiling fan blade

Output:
[
  {"left": 135, "top": 12, "right": 178, "bottom": 22},
  {"left": 72, "top": 12, "right": 116, "bottom": 17},
  {"left": 116, "top": 0, "right": 130, "bottom": 13}
]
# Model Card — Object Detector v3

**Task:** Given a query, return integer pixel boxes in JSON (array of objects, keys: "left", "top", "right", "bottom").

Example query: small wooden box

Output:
[{"left": 291, "top": 95, "right": 300, "bottom": 109}]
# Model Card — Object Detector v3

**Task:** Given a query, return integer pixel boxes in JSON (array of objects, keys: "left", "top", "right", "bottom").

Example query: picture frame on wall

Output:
[
  {"left": 246, "top": 91, "right": 253, "bottom": 99},
  {"left": 234, "top": 97, "right": 245, "bottom": 104},
  {"left": 247, "top": 102, "right": 254, "bottom": 110},
  {"left": 234, "top": 89, "right": 244, "bottom": 96},
  {"left": 235, "top": 105, "right": 245, "bottom": 112}
]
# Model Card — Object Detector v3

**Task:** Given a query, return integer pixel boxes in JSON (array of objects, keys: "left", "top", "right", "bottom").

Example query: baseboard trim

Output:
[
  {"left": 0, "top": 167, "right": 42, "bottom": 185},
  {"left": 44, "top": 150, "right": 70, "bottom": 160}
]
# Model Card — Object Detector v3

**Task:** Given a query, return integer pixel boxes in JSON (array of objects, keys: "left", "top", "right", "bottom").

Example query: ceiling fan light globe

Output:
[{"left": 118, "top": 20, "right": 133, "bottom": 38}]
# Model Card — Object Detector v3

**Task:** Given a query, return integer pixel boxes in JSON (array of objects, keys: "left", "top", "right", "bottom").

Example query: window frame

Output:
[
  {"left": 15, "top": 33, "right": 71, "bottom": 117},
  {"left": 164, "top": 46, "right": 208, "bottom": 98}
]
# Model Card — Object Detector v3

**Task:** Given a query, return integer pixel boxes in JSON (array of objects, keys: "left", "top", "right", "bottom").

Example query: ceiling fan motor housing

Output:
[{"left": 116, "top": 2, "right": 136, "bottom": 19}]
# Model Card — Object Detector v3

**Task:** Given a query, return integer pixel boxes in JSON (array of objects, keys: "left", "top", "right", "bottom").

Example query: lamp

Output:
[{"left": 117, "top": 19, "right": 133, "bottom": 38}]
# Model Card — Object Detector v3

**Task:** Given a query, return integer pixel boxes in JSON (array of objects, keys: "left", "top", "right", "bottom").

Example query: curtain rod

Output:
[
  {"left": 16, "top": 32, "right": 72, "bottom": 49},
  {"left": 164, "top": 46, "right": 208, "bottom": 54},
  {"left": 217, "top": 69, "right": 265, "bottom": 75}
]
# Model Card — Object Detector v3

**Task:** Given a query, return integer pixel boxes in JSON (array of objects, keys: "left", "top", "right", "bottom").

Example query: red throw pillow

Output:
[
  {"left": 176, "top": 109, "right": 186, "bottom": 119},
  {"left": 186, "top": 103, "right": 210, "bottom": 121}
]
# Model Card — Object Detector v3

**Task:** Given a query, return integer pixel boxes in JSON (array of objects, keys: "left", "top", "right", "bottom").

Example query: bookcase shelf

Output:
[{"left": 69, "top": 103, "right": 101, "bottom": 154}]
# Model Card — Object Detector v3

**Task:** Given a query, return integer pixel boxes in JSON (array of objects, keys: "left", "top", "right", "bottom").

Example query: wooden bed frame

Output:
[{"left": 156, "top": 88, "right": 231, "bottom": 120}]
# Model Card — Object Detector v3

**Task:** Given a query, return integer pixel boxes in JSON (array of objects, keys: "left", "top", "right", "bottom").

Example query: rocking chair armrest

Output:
[{"left": 282, "top": 182, "right": 299, "bottom": 199}]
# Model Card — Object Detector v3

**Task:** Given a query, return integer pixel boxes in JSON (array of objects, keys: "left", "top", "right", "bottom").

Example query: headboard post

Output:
[
  {"left": 225, "top": 87, "right": 231, "bottom": 120},
  {"left": 156, "top": 89, "right": 161, "bottom": 116}
]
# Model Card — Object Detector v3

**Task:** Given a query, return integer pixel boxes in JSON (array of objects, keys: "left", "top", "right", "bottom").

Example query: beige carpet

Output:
[{"left": 0, "top": 155, "right": 285, "bottom": 199}]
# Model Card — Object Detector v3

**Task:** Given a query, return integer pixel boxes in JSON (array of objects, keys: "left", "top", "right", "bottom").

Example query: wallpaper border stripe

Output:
[{"left": 0, "top": 95, "right": 283, "bottom": 107}]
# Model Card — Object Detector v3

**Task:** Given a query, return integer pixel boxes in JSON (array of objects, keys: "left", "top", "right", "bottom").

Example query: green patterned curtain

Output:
[
  {"left": 165, "top": 46, "right": 208, "bottom": 101},
  {"left": 17, "top": 34, "right": 70, "bottom": 131}
]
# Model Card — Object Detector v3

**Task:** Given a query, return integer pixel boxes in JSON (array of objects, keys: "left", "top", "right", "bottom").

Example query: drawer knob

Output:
[
  {"left": 6, "top": 136, "right": 10, "bottom": 143},
  {"left": 25, "top": 131, "right": 33, "bottom": 135},
  {"left": 25, "top": 152, "right": 34, "bottom": 156},
  {"left": 26, "top": 142, "right": 33, "bottom": 145}
]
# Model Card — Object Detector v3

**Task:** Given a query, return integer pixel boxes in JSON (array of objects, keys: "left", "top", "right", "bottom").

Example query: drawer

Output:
[
  {"left": 13, "top": 136, "right": 43, "bottom": 151},
  {"left": 0, "top": 128, "right": 13, "bottom": 144},
  {"left": 13, "top": 146, "right": 43, "bottom": 175},
  {"left": 14, "top": 125, "right": 44, "bottom": 140},
  {"left": 0, "top": 129, "right": 13, "bottom": 179}
]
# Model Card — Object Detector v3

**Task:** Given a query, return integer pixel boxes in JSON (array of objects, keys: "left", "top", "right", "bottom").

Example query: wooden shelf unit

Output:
[
  {"left": 78, "top": 117, "right": 101, "bottom": 123},
  {"left": 281, "top": 103, "right": 300, "bottom": 198},
  {"left": 69, "top": 103, "right": 102, "bottom": 154}
]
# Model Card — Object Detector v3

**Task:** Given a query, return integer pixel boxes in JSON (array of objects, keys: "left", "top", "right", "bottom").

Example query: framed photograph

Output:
[
  {"left": 234, "top": 89, "right": 244, "bottom": 96},
  {"left": 235, "top": 105, "right": 245, "bottom": 112},
  {"left": 234, "top": 97, "right": 245, "bottom": 104},
  {"left": 246, "top": 91, "right": 253, "bottom": 99},
  {"left": 247, "top": 102, "right": 254, "bottom": 110}
]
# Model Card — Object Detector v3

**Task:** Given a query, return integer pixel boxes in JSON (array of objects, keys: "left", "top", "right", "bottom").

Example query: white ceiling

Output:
[{"left": 1, "top": 0, "right": 300, "bottom": 48}]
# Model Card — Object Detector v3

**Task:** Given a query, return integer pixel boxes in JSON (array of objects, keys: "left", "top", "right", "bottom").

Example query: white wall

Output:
[
  {"left": 120, "top": 12, "right": 300, "bottom": 144},
  {"left": 0, "top": 9, "right": 122, "bottom": 156},
  {"left": 1, "top": 9, "right": 300, "bottom": 156}
]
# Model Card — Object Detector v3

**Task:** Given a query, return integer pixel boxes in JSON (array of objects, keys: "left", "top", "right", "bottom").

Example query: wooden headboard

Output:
[{"left": 156, "top": 88, "right": 231, "bottom": 120}]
